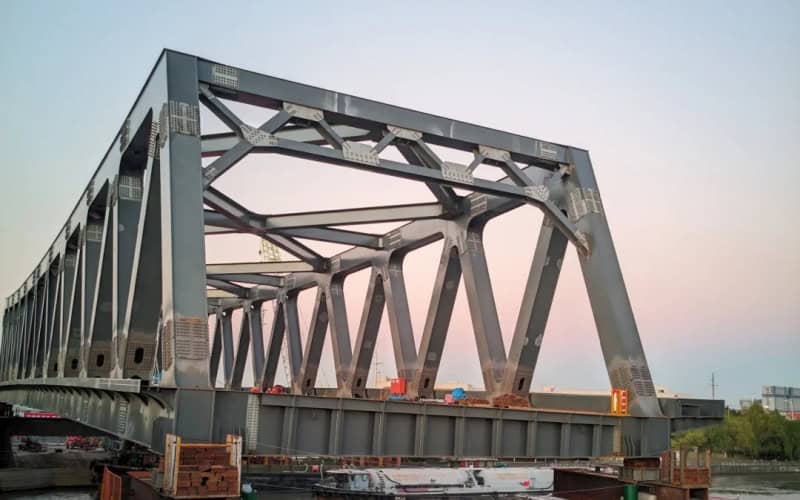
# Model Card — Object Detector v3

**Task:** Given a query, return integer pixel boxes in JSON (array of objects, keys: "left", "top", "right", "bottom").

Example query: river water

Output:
[{"left": 6, "top": 473, "right": 800, "bottom": 499}]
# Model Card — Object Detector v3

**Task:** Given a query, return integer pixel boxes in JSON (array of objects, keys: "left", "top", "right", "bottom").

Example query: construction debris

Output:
[
  {"left": 454, "top": 397, "right": 490, "bottom": 406},
  {"left": 491, "top": 393, "right": 531, "bottom": 408}
]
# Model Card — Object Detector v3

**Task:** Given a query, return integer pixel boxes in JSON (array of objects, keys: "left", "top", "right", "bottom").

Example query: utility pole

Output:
[
  {"left": 711, "top": 372, "right": 718, "bottom": 400},
  {"left": 373, "top": 360, "right": 383, "bottom": 388}
]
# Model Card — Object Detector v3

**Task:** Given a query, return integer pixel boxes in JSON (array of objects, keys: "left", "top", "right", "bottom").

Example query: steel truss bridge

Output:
[{"left": 0, "top": 50, "right": 709, "bottom": 457}]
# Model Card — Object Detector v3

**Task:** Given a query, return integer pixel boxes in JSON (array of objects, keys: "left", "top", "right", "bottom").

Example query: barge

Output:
[{"left": 314, "top": 466, "right": 556, "bottom": 498}]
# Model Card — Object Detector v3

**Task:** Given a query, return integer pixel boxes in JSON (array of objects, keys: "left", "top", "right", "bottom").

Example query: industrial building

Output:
[{"left": 762, "top": 386, "right": 800, "bottom": 419}]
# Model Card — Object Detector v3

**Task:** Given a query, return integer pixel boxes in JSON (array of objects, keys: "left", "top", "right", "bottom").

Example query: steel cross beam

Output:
[{"left": 0, "top": 49, "right": 662, "bottom": 435}]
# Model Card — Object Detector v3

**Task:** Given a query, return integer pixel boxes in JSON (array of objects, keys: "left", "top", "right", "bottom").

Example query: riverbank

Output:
[
  {"left": 0, "top": 466, "right": 93, "bottom": 492},
  {"left": 0, "top": 449, "right": 109, "bottom": 492},
  {"left": 713, "top": 460, "right": 800, "bottom": 475}
]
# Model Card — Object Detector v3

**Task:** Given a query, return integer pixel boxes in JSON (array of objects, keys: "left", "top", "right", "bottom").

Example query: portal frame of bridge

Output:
[{"left": 2, "top": 50, "right": 662, "bottom": 448}]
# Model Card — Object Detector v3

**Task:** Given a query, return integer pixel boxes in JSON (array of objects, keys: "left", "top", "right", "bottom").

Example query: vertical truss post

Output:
[
  {"left": 15, "top": 295, "right": 25, "bottom": 379},
  {"left": 297, "top": 289, "right": 328, "bottom": 394},
  {"left": 26, "top": 280, "right": 44, "bottom": 378},
  {"left": 20, "top": 292, "right": 33, "bottom": 379},
  {"left": 86, "top": 209, "right": 114, "bottom": 378},
  {"left": 221, "top": 310, "right": 235, "bottom": 389},
  {"left": 14, "top": 299, "right": 24, "bottom": 380},
  {"left": 158, "top": 52, "right": 210, "bottom": 389},
  {"left": 1, "top": 305, "right": 10, "bottom": 379},
  {"left": 75, "top": 218, "right": 102, "bottom": 377},
  {"left": 155, "top": 51, "right": 215, "bottom": 443},
  {"left": 381, "top": 256, "right": 418, "bottom": 381},
  {"left": 2, "top": 303, "right": 11, "bottom": 379},
  {"left": 409, "top": 243, "right": 461, "bottom": 398},
  {"left": 112, "top": 169, "right": 145, "bottom": 377},
  {"left": 14, "top": 296, "right": 24, "bottom": 378},
  {"left": 10, "top": 300, "right": 22, "bottom": 380},
  {"left": 458, "top": 228, "right": 507, "bottom": 394},
  {"left": 282, "top": 294, "right": 303, "bottom": 393},
  {"left": 44, "top": 271, "right": 62, "bottom": 378},
  {"left": 247, "top": 302, "right": 266, "bottom": 388},
  {"left": 346, "top": 271, "right": 385, "bottom": 396},
  {"left": 6, "top": 304, "right": 15, "bottom": 378},
  {"left": 208, "top": 313, "right": 223, "bottom": 387},
  {"left": 327, "top": 278, "right": 353, "bottom": 392},
  {"left": 25, "top": 291, "right": 35, "bottom": 378},
  {"left": 503, "top": 219, "right": 568, "bottom": 394},
  {"left": 261, "top": 301, "right": 285, "bottom": 390},
  {"left": 40, "top": 267, "right": 59, "bottom": 378},
  {"left": 567, "top": 148, "right": 661, "bottom": 417},
  {"left": 119, "top": 157, "right": 163, "bottom": 380},
  {"left": 58, "top": 246, "right": 80, "bottom": 378},
  {"left": 231, "top": 307, "right": 250, "bottom": 389},
  {"left": 21, "top": 294, "right": 30, "bottom": 378},
  {"left": 23, "top": 284, "right": 35, "bottom": 378},
  {"left": 32, "top": 273, "right": 50, "bottom": 378},
  {"left": 0, "top": 308, "right": 7, "bottom": 378}
]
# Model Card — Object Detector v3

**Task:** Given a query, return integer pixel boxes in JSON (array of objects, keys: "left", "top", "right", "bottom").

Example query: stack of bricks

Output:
[
  {"left": 176, "top": 445, "right": 238, "bottom": 497},
  {"left": 155, "top": 443, "right": 239, "bottom": 498}
]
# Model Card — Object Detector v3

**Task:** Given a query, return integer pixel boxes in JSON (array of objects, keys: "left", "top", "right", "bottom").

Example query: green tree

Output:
[{"left": 671, "top": 404, "right": 798, "bottom": 461}]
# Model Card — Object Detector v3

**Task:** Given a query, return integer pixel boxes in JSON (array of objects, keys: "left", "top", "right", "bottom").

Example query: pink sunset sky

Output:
[{"left": 1, "top": 1, "right": 797, "bottom": 406}]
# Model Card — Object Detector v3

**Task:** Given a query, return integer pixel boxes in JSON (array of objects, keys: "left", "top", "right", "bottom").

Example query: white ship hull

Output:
[{"left": 315, "top": 466, "right": 556, "bottom": 498}]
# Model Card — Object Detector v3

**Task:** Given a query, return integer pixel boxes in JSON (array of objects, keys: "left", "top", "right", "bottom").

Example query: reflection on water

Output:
[
  {"left": 0, "top": 487, "right": 95, "bottom": 499},
  {"left": 712, "top": 473, "right": 800, "bottom": 499},
  {"left": 8, "top": 473, "right": 800, "bottom": 500},
  {"left": 255, "top": 474, "right": 800, "bottom": 500}
]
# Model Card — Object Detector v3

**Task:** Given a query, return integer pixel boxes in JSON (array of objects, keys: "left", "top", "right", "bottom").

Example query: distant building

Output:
[
  {"left": 739, "top": 398, "right": 761, "bottom": 410},
  {"left": 762, "top": 386, "right": 800, "bottom": 420}
]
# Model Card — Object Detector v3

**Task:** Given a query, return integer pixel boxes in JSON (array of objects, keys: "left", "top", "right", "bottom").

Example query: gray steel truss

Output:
[{"left": 1, "top": 50, "right": 663, "bottom": 448}]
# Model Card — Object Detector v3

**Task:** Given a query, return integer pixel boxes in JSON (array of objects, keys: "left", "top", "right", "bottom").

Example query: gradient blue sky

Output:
[{"left": 1, "top": 1, "right": 798, "bottom": 406}]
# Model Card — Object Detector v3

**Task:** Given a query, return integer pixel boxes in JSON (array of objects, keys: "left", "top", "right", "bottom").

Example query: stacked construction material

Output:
[
  {"left": 454, "top": 397, "right": 490, "bottom": 406},
  {"left": 175, "top": 445, "right": 239, "bottom": 497},
  {"left": 491, "top": 393, "right": 531, "bottom": 408},
  {"left": 158, "top": 434, "right": 242, "bottom": 499}
]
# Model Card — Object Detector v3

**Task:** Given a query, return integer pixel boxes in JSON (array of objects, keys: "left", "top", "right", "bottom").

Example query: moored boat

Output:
[{"left": 315, "top": 466, "right": 556, "bottom": 498}]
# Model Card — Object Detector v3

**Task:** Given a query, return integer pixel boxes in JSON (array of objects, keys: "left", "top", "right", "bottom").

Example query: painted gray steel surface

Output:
[
  {"left": 0, "top": 384, "right": 669, "bottom": 458},
  {"left": 1, "top": 50, "right": 672, "bottom": 454}
]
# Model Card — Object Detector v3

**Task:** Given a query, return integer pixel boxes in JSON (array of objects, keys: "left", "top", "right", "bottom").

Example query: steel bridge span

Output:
[{"left": 0, "top": 50, "right": 710, "bottom": 457}]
